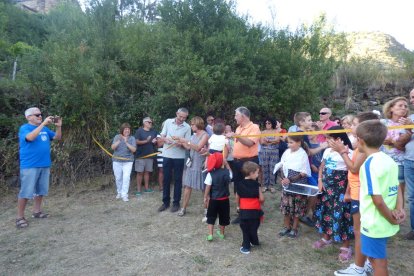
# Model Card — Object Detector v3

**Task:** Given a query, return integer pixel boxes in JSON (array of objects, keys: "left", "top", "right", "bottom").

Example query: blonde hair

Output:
[
  {"left": 341, "top": 115, "right": 354, "bottom": 126},
  {"left": 382, "top": 97, "right": 408, "bottom": 119},
  {"left": 190, "top": 116, "right": 205, "bottom": 130}
]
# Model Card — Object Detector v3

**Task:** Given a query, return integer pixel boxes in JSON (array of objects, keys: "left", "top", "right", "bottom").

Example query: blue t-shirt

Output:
[{"left": 19, "top": 124, "right": 55, "bottom": 169}]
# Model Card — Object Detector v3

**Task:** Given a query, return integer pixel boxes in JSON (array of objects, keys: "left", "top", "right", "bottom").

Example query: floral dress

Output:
[{"left": 315, "top": 148, "right": 354, "bottom": 242}]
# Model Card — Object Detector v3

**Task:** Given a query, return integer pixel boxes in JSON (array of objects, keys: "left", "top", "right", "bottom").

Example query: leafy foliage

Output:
[{"left": 0, "top": 0, "right": 351, "bottom": 186}]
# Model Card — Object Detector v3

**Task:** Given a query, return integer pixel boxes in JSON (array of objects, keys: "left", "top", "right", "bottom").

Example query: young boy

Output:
[
  {"left": 204, "top": 152, "right": 232, "bottom": 241},
  {"left": 333, "top": 112, "right": 380, "bottom": 275},
  {"left": 292, "top": 112, "right": 326, "bottom": 227},
  {"left": 237, "top": 161, "right": 264, "bottom": 254},
  {"left": 355, "top": 120, "right": 405, "bottom": 275}
]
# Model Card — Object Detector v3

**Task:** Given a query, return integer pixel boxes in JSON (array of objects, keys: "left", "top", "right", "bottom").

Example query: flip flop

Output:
[{"left": 32, "top": 212, "right": 49, "bottom": 219}]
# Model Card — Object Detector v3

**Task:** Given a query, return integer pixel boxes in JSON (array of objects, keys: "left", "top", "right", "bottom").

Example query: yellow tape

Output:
[
  {"left": 233, "top": 124, "right": 414, "bottom": 138},
  {"left": 91, "top": 135, "right": 133, "bottom": 161}
]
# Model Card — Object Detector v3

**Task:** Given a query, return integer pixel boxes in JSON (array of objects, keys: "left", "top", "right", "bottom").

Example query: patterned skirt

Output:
[
  {"left": 315, "top": 168, "right": 354, "bottom": 242},
  {"left": 280, "top": 169, "right": 308, "bottom": 217}
]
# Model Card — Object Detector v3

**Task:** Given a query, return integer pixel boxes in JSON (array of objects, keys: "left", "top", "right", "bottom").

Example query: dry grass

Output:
[{"left": 0, "top": 176, "right": 412, "bottom": 275}]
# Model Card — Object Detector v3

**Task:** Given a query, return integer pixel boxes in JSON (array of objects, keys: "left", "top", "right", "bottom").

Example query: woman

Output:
[
  {"left": 382, "top": 97, "right": 411, "bottom": 198},
  {"left": 111, "top": 123, "right": 136, "bottom": 202},
  {"left": 259, "top": 118, "right": 281, "bottom": 193},
  {"left": 178, "top": 116, "right": 209, "bottom": 216}
]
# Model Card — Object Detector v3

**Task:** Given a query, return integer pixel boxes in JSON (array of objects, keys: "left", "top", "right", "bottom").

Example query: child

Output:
[
  {"left": 355, "top": 120, "right": 405, "bottom": 275},
  {"left": 237, "top": 161, "right": 264, "bottom": 254},
  {"left": 204, "top": 152, "right": 232, "bottom": 241},
  {"left": 333, "top": 112, "right": 379, "bottom": 276},
  {"left": 292, "top": 112, "right": 327, "bottom": 156},
  {"left": 208, "top": 121, "right": 228, "bottom": 153},
  {"left": 277, "top": 135, "right": 311, "bottom": 238},
  {"left": 300, "top": 123, "right": 323, "bottom": 227},
  {"left": 313, "top": 126, "right": 354, "bottom": 263}
]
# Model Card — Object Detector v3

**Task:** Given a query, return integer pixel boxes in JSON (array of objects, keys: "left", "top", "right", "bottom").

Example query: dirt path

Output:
[{"left": 1, "top": 177, "right": 412, "bottom": 275}]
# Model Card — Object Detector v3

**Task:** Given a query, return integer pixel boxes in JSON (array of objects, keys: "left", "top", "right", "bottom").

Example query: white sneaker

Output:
[
  {"left": 364, "top": 260, "right": 373, "bottom": 274},
  {"left": 201, "top": 216, "right": 207, "bottom": 223},
  {"left": 122, "top": 197, "right": 129, "bottom": 202},
  {"left": 177, "top": 208, "right": 186, "bottom": 217},
  {"left": 116, "top": 193, "right": 121, "bottom": 199},
  {"left": 334, "top": 263, "right": 367, "bottom": 276}
]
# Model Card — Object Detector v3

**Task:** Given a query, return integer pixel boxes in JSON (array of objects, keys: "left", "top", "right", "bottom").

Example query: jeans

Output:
[
  {"left": 162, "top": 157, "right": 184, "bottom": 206},
  {"left": 19, "top": 168, "right": 50, "bottom": 199},
  {"left": 113, "top": 161, "right": 133, "bottom": 197},
  {"left": 404, "top": 159, "right": 414, "bottom": 230}
]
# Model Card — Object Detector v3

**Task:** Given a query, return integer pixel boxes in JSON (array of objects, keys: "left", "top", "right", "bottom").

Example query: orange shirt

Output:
[
  {"left": 348, "top": 148, "right": 360, "bottom": 200},
  {"left": 233, "top": 122, "right": 260, "bottom": 159}
]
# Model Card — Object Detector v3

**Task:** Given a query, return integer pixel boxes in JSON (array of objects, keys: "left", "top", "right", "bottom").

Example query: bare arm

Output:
[
  {"left": 26, "top": 116, "right": 53, "bottom": 141},
  {"left": 308, "top": 142, "right": 328, "bottom": 156},
  {"left": 372, "top": 195, "right": 399, "bottom": 224},
  {"left": 318, "top": 160, "right": 326, "bottom": 192},
  {"left": 259, "top": 188, "right": 265, "bottom": 203}
]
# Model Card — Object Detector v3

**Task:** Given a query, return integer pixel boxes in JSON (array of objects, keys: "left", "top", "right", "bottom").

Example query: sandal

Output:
[
  {"left": 262, "top": 187, "right": 268, "bottom": 193},
  {"left": 338, "top": 247, "right": 353, "bottom": 263},
  {"left": 312, "top": 238, "right": 332, "bottom": 249},
  {"left": 278, "top": 227, "right": 291, "bottom": 237},
  {"left": 16, "top": 217, "right": 29, "bottom": 229},
  {"left": 32, "top": 212, "right": 49, "bottom": 219},
  {"left": 216, "top": 230, "right": 225, "bottom": 240},
  {"left": 270, "top": 187, "right": 276, "bottom": 193},
  {"left": 206, "top": 234, "right": 213, "bottom": 241}
]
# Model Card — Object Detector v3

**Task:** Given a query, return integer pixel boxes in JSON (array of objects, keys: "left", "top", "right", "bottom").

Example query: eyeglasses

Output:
[
  {"left": 145, "top": 121, "right": 153, "bottom": 124},
  {"left": 31, "top": 113, "right": 42, "bottom": 117},
  {"left": 265, "top": 122, "right": 271, "bottom": 125},
  {"left": 319, "top": 112, "right": 329, "bottom": 115}
]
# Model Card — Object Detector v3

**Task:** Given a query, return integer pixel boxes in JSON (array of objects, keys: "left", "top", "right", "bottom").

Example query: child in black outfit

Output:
[
  {"left": 237, "top": 161, "right": 265, "bottom": 254},
  {"left": 204, "top": 152, "right": 232, "bottom": 241}
]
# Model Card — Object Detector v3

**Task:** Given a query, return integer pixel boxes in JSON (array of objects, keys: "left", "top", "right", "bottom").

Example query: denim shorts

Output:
[
  {"left": 398, "top": 165, "right": 405, "bottom": 183},
  {"left": 350, "top": 200, "right": 360, "bottom": 215},
  {"left": 19, "top": 168, "right": 50, "bottom": 199},
  {"left": 361, "top": 233, "right": 388, "bottom": 259}
]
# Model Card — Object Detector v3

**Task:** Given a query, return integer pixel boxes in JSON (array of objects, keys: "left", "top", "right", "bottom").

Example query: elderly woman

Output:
[
  {"left": 382, "top": 97, "right": 411, "bottom": 198},
  {"left": 177, "top": 116, "right": 209, "bottom": 216},
  {"left": 259, "top": 118, "right": 281, "bottom": 193},
  {"left": 111, "top": 123, "right": 136, "bottom": 202}
]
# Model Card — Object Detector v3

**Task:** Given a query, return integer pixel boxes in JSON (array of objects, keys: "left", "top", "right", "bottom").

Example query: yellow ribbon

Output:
[{"left": 232, "top": 124, "right": 414, "bottom": 138}]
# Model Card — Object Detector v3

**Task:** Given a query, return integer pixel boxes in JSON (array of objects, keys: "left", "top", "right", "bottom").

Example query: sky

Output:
[{"left": 235, "top": 0, "right": 414, "bottom": 50}]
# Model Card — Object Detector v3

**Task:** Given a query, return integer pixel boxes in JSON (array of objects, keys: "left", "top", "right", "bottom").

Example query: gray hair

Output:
[
  {"left": 143, "top": 117, "right": 151, "bottom": 123},
  {"left": 177, "top": 107, "right": 189, "bottom": 114},
  {"left": 24, "top": 107, "right": 40, "bottom": 117},
  {"left": 235, "top": 106, "right": 250, "bottom": 118}
]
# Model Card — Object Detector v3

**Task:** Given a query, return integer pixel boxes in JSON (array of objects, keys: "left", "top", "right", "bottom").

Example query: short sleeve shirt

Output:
[
  {"left": 134, "top": 128, "right": 157, "bottom": 158},
  {"left": 404, "top": 114, "right": 414, "bottom": 161},
  {"left": 359, "top": 151, "right": 399, "bottom": 238},
  {"left": 112, "top": 134, "right": 136, "bottom": 162},
  {"left": 380, "top": 119, "right": 406, "bottom": 165},
  {"left": 19, "top": 124, "right": 55, "bottom": 169},
  {"left": 161, "top": 118, "right": 191, "bottom": 159},
  {"left": 322, "top": 148, "right": 352, "bottom": 171},
  {"left": 233, "top": 122, "right": 260, "bottom": 159},
  {"left": 317, "top": 120, "right": 337, "bottom": 143}
]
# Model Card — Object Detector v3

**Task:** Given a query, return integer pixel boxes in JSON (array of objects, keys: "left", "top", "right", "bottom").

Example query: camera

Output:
[{"left": 51, "top": 116, "right": 60, "bottom": 123}]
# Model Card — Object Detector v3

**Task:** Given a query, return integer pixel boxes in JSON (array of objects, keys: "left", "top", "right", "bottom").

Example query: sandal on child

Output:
[
  {"left": 16, "top": 217, "right": 29, "bottom": 229},
  {"left": 287, "top": 229, "right": 298, "bottom": 239},
  {"left": 216, "top": 230, "right": 225, "bottom": 240},
  {"left": 32, "top": 212, "right": 49, "bottom": 219},
  {"left": 312, "top": 238, "right": 332, "bottom": 249},
  {"left": 278, "top": 227, "right": 291, "bottom": 237},
  {"left": 338, "top": 247, "right": 353, "bottom": 263},
  {"left": 206, "top": 234, "right": 213, "bottom": 241}
]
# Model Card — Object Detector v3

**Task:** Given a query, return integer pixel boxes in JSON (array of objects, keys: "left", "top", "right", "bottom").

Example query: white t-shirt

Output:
[
  {"left": 209, "top": 134, "right": 227, "bottom": 151},
  {"left": 323, "top": 148, "right": 352, "bottom": 171}
]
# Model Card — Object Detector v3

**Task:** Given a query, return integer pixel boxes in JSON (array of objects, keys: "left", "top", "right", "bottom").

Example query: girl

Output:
[
  {"left": 313, "top": 126, "right": 354, "bottom": 263},
  {"left": 277, "top": 135, "right": 311, "bottom": 238}
]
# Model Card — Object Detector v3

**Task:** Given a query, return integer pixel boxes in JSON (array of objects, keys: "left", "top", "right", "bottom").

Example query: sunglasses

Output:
[
  {"left": 31, "top": 113, "right": 42, "bottom": 117},
  {"left": 145, "top": 121, "right": 153, "bottom": 124},
  {"left": 319, "top": 112, "right": 329, "bottom": 115}
]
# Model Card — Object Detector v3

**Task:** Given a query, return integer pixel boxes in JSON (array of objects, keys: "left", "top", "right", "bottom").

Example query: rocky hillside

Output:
[{"left": 345, "top": 32, "right": 412, "bottom": 68}]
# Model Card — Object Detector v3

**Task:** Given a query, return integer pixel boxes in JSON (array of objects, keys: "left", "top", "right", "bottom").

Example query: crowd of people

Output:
[{"left": 15, "top": 88, "right": 414, "bottom": 276}]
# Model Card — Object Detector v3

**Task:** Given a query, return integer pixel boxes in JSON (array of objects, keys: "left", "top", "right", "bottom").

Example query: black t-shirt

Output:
[{"left": 134, "top": 128, "right": 158, "bottom": 158}]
